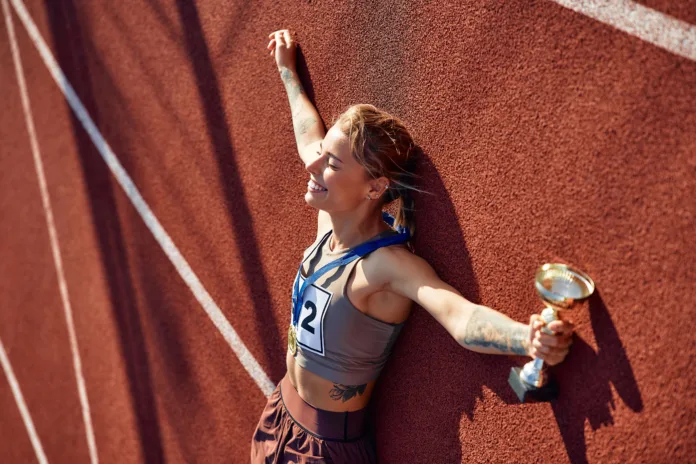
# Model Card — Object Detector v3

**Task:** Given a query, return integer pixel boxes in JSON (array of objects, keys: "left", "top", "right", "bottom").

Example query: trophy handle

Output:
[{"left": 539, "top": 305, "right": 560, "bottom": 335}]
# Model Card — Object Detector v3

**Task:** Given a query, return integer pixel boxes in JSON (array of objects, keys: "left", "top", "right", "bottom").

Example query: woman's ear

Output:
[{"left": 368, "top": 176, "right": 389, "bottom": 197}]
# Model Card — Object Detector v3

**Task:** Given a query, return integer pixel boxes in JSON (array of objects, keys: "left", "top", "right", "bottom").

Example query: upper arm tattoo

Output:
[
  {"left": 295, "top": 116, "right": 317, "bottom": 137},
  {"left": 462, "top": 307, "right": 529, "bottom": 356}
]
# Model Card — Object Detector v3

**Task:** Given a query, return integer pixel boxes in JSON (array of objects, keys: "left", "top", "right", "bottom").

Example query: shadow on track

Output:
[
  {"left": 371, "top": 150, "right": 642, "bottom": 463},
  {"left": 43, "top": 2, "right": 165, "bottom": 462},
  {"left": 173, "top": 0, "right": 286, "bottom": 381},
  {"left": 370, "top": 148, "right": 479, "bottom": 463},
  {"left": 551, "top": 289, "right": 643, "bottom": 464}
]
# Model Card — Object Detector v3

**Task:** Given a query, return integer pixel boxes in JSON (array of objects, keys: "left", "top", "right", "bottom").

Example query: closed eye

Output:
[{"left": 317, "top": 151, "right": 340, "bottom": 170}]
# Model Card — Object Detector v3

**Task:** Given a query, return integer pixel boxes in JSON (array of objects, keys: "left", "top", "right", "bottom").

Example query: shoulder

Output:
[
  {"left": 363, "top": 243, "right": 455, "bottom": 309},
  {"left": 360, "top": 243, "right": 433, "bottom": 292},
  {"left": 301, "top": 229, "right": 330, "bottom": 260}
]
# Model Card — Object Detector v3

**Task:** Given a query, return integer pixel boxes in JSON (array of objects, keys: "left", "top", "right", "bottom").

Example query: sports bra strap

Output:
[{"left": 292, "top": 212, "right": 410, "bottom": 326}]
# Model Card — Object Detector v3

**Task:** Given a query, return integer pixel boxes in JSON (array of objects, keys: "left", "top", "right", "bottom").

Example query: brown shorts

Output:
[{"left": 250, "top": 375, "right": 378, "bottom": 463}]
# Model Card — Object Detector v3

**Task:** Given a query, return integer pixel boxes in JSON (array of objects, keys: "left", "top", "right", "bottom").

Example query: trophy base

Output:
[{"left": 508, "top": 367, "right": 559, "bottom": 403}]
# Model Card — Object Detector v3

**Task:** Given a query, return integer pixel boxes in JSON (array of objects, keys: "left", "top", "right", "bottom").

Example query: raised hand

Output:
[{"left": 267, "top": 29, "right": 298, "bottom": 72}]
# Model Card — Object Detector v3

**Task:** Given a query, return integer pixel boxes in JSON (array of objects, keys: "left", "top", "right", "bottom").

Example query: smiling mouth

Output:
[{"left": 308, "top": 179, "right": 327, "bottom": 192}]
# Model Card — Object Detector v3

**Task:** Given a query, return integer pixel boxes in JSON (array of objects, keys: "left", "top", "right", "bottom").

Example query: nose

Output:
[{"left": 304, "top": 151, "right": 323, "bottom": 174}]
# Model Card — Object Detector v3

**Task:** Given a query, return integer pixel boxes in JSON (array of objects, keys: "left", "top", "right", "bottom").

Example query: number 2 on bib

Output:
[
  {"left": 301, "top": 301, "right": 317, "bottom": 334},
  {"left": 296, "top": 275, "right": 332, "bottom": 356}
]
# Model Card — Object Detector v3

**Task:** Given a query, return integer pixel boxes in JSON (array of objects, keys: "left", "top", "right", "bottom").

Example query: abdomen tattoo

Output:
[{"left": 329, "top": 383, "right": 367, "bottom": 402}]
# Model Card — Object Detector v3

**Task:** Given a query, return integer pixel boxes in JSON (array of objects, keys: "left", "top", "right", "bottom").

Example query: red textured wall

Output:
[{"left": 1, "top": 0, "right": 694, "bottom": 462}]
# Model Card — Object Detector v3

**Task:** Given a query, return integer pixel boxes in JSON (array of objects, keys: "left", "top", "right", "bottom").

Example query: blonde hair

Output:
[{"left": 331, "top": 103, "right": 426, "bottom": 241}]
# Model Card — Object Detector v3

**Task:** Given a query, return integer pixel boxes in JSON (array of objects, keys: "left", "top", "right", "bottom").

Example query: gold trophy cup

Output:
[{"left": 508, "top": 263, "right": 595, "bottom": 402}]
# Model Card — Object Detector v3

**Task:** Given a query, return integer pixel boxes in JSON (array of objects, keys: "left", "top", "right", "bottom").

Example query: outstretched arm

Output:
[
  {"left": 267, "top": 29, "right": 325, "bottom": 163},
  {"left": 380, "top": 248, "right": 573, "bottom": 364}
]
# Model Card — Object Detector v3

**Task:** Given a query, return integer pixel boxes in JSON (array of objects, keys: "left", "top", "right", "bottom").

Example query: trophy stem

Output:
[
  {"left": 519, "top": 305, "right": 558, "bottom": 387},
  {"left": 532, "top": 357, "right": 544, "bottom": 371},
  {"left": 539, "top": 305, "right": 559, "bottom": 335},
  {"left": 520, "top": 357, "right": 546, "bottom": 387}
]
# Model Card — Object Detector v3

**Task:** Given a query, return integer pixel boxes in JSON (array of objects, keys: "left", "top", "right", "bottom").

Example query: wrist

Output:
[
  {"left": 522, "top": 336, "right": 532, "bottom": 358},
  {"left": 278, "top": 65, "right": 297, "bottom": 76}
]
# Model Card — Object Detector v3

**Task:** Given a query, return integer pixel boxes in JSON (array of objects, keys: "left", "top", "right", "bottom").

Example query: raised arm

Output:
[
  {"left": 279, "top": 66, "right": 325, "bottom": 158},
  {"left": 379, "top": 247, "right": 573, "bottom": 364},
  {"left": 268, "top": 29, "right": 325, "bottom": 164}
]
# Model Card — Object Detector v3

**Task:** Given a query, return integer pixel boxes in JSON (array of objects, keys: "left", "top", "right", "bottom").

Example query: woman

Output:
[{"left": 252, "top": 29, "right": 574, "bottom": 463}]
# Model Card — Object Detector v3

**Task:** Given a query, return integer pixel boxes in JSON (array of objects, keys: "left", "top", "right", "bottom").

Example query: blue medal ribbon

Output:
[{"left": 291, "top": 211, "right": 411, "bottom": 327}]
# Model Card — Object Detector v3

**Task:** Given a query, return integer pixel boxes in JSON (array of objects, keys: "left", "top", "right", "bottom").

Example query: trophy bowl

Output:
[
  {"left": 535, "top": 263, "right": 595, "bottom": 312},
  {"left": 508, "top": 263, "right": 595, "bottom": 402}
]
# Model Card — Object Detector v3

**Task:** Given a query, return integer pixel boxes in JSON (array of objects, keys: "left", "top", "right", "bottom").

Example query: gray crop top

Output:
[{"left": 291, "top": 228, "right": 408, "bottom": 385}]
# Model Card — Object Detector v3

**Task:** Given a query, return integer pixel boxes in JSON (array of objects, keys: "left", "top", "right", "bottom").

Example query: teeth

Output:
[{"left": 309, "top": 179, "right": 326, "bottom": 191}]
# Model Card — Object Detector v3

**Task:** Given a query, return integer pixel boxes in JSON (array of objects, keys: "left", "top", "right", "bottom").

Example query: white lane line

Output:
[
  {"left": 0, "top": 338, "right": 48, "bottom": 464},
  {"left": 550, "top": 0, "right": 696, "bottom": 61},
  {"left": 2, "top": 1, "right": 99, "bottom": 462},
  {"left": 8, "top": 0, "right": 276, "bottom": 398}
]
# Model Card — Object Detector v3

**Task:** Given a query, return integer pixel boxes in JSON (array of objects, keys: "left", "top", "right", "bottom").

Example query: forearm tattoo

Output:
[
  {"left": 280, "top": 67, "right": 303, "bottom": 106},
  {"left": 329, "top": 384, "right": 367, "bottom": 402},
  {"left": 462, "top": 307, "right": 529, "bottom": 355},
  {"left": 279, "top": 66, "right": 318, "bottom": 144}
]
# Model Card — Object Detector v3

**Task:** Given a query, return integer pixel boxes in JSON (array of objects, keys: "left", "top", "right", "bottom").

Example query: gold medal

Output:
[{"left": 288, "top": 324, "right": 297, "bottom": 355}]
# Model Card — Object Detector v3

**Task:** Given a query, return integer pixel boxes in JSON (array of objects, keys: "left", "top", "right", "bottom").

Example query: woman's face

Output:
[{"left": 304, "top": 124, "right": 386, "bottom": 213}]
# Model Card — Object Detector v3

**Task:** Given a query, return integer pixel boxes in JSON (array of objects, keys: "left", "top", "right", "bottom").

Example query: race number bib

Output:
[{"left": 296, "top": 275, "right": 332, "bottom": 356}]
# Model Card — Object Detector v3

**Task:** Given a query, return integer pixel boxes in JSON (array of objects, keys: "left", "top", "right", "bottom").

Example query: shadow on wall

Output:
[
  {"left": 371, "top": 149, "right": 643, "bottom": 463},
  {"left": 295, "top": 45, "right": 318, "bottom": 112},
  {"left": 552, "top": 289, "right": 643, "bottom": 464}
]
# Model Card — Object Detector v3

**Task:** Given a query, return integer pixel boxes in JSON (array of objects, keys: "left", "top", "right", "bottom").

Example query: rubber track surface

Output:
[{"left": 1, "top": 0, "right": 694, "bottom": 462}]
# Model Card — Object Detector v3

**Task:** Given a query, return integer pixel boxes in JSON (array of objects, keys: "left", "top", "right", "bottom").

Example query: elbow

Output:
[{"left": 451, "top": 303, "right": 481, "bottom": 347}]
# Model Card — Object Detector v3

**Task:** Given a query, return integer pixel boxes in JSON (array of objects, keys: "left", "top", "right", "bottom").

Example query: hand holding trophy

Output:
[{"left": 509, "top": 263, "right": 595, "bottom": 403}]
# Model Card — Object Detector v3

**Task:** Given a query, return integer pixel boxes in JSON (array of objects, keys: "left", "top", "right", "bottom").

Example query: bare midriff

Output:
[{"left": 286, "top": 348, "right": 378, "bottom": 412}]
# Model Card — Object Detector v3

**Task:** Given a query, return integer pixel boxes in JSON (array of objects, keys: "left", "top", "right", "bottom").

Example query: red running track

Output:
[{"left": 1, "top": 0, "right": 695, "bottom": 462}]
